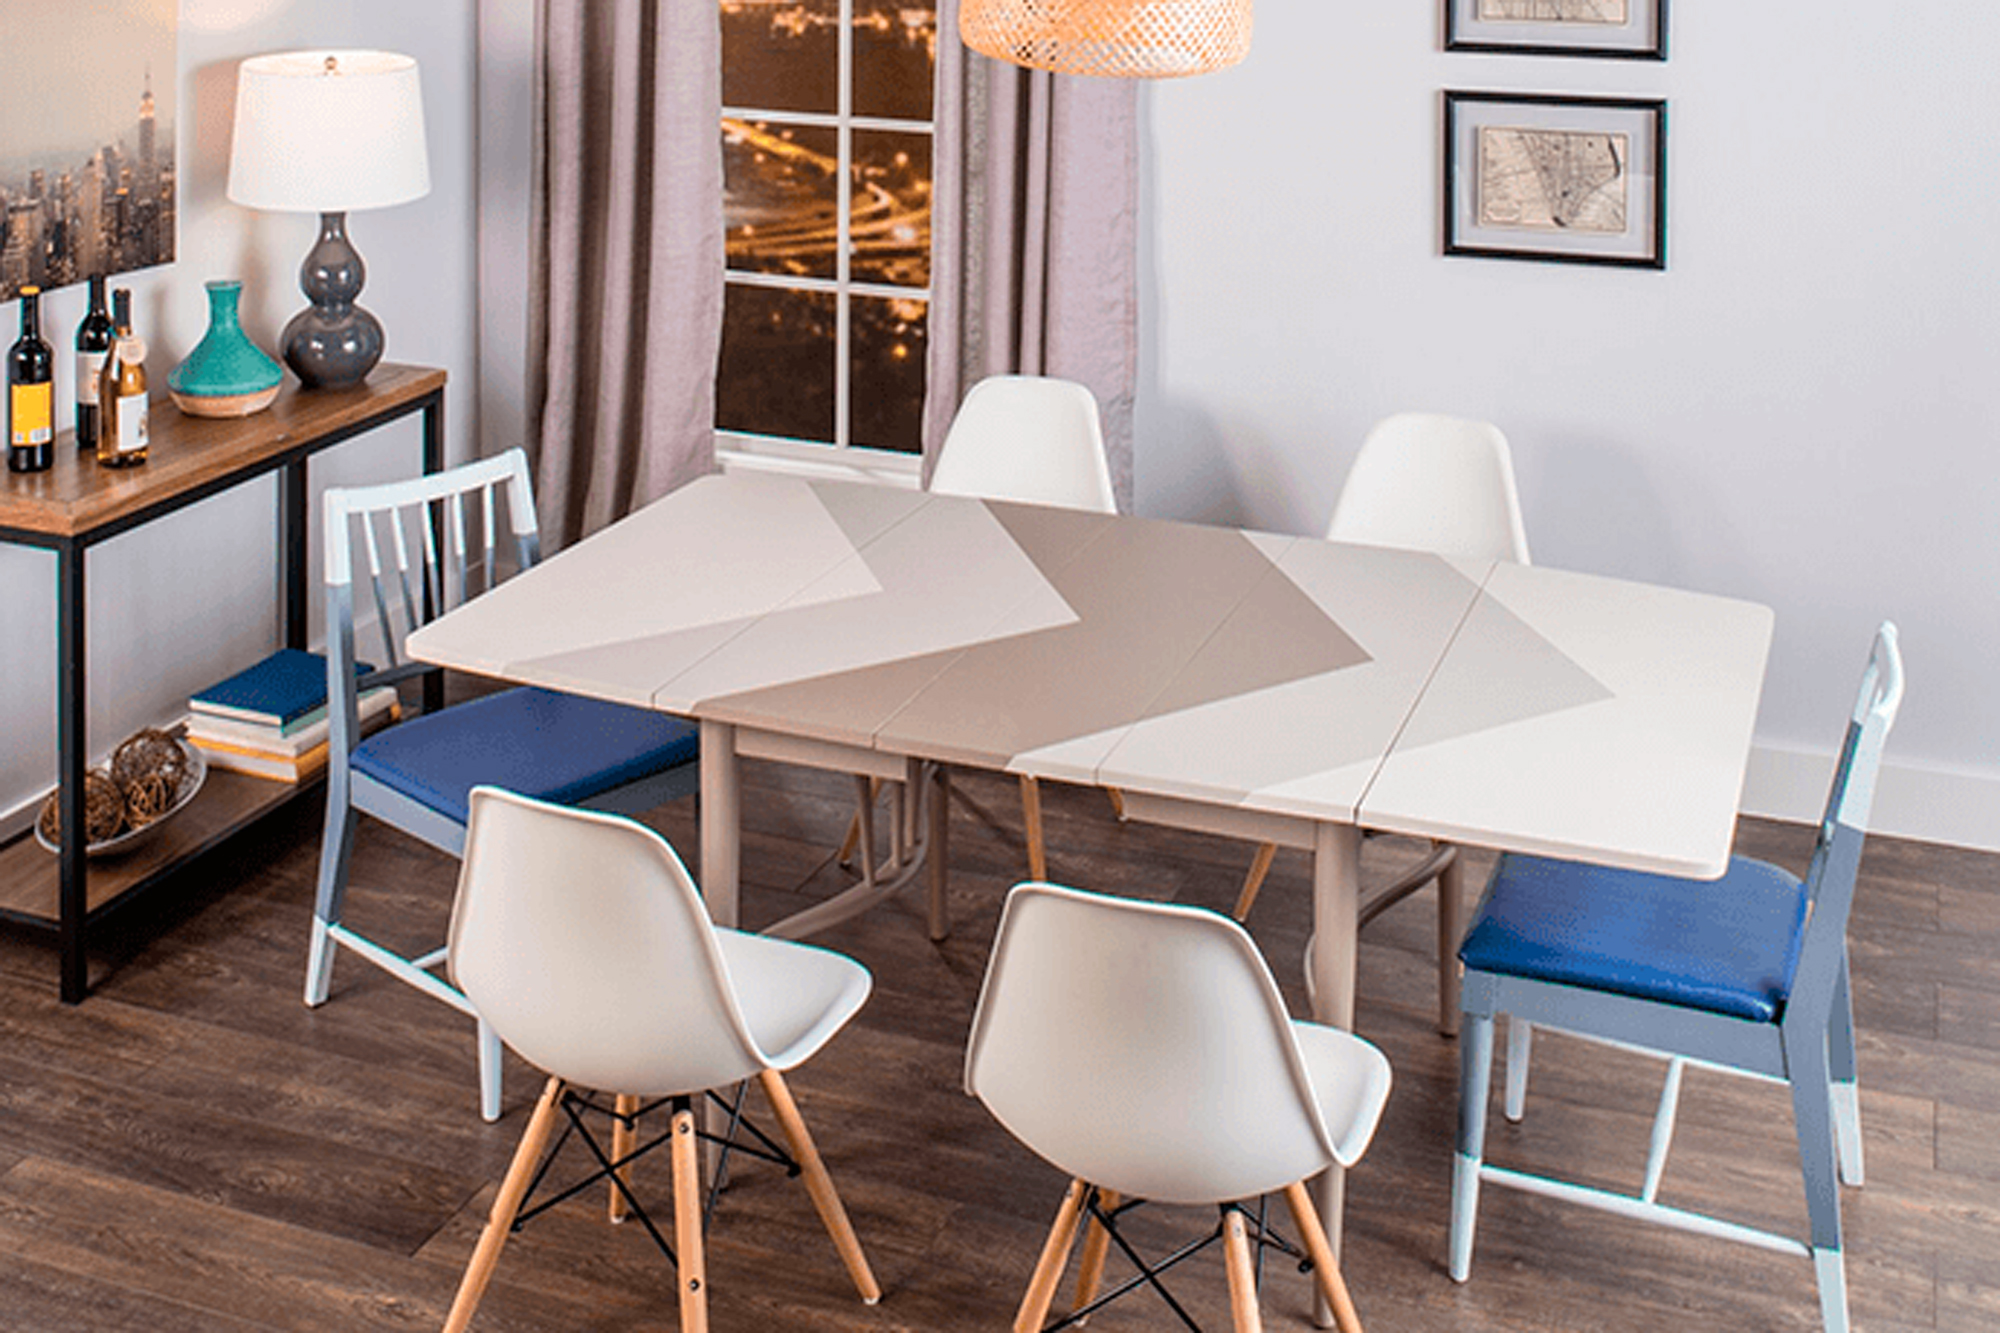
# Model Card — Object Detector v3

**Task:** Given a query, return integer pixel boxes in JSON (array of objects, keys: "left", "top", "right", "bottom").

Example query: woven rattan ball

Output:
[
  {"left": 122, "top": 772, "right": 179, "bottom": 827},
  {"left": 112, "top": 728, "right": 190, "bottom": 794},
  {"left": 38, "top": 771, "right": 127, "bottom": 848}
]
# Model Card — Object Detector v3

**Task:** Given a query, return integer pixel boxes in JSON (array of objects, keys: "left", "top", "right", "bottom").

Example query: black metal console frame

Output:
[{"left": 0, "top": 378, "right": 442, "bottom": 1002}]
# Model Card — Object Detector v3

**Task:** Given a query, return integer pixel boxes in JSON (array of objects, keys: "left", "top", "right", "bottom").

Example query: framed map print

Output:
[
  {"left": 1443, "top": 92, "right": 1666, "bottom": 269},
  {"left": 1446, "top": 0, "right": 1667, "bottom": 60}
]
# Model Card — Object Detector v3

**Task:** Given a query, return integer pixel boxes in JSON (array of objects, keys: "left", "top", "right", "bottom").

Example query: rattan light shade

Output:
[{"left": 959, "top": 0, "right": 1253, "bottom": 79}]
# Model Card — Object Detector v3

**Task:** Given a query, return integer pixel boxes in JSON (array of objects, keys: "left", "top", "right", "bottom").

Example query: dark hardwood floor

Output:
[{"left": 0, "top": 758, "right": 1993, "bottom": 1331}]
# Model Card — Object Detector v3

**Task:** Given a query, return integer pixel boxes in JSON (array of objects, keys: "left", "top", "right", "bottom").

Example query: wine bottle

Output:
[
  {"left": 7, "top": 285, "right": 54, "bottom": 474},
  {"left": 74, "top": 275, "right": 113, "bottom": 452},
  {"left": 96, "top": 288, "right": 148, "bottom": 468}
]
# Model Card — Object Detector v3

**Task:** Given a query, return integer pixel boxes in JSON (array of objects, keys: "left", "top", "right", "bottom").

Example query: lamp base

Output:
[
  {"left": 285, "top": 211, "right": 385, "bottom": 391},
  {"left": 282, "top": 303, "right": 383, "bottom": 391}
]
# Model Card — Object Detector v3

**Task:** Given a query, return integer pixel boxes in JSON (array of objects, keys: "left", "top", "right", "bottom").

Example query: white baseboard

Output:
[{"left": 1742, "top": 743, "right": 2000, "bottom": 853}]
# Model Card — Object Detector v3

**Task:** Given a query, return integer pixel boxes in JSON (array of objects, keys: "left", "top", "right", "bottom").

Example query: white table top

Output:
[{"left": 409, "top": 471, "right": 1773, "bottom": 879}]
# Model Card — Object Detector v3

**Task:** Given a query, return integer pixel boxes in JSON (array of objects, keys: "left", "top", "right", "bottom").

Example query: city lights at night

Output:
[{"left": 718, "top": 0, "right": 935, "bottom": 454}]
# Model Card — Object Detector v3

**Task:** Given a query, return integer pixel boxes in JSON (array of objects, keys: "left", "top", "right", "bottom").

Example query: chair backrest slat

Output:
[
  {"left": 359, "top": 513, "right": 404, "bottom": 671},
  {"left": 322, "top": 449, "right": 543, "bottom": 749},
  {"left": 1790, "top": 622, "right": 1902, "bottom": 1020}
]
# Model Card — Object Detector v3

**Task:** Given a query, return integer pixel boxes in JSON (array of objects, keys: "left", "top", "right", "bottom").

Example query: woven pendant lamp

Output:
[{"left": 959, "top": 0, "right": 1253, "bottom": 79}]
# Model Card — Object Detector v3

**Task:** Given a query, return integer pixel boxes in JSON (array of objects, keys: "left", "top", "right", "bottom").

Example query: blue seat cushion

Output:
[
  {"left": 1457, "top": 853, "right": 1809, "bottom": 1023},
  {"left": 351, "top": 686, "right": 699, "bottom": 826}
]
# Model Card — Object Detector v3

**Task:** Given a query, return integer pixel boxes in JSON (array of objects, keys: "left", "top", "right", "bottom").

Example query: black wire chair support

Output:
[
  {"left": 1041, "top": 1190, "right": 1308, "bottom": 1333},
  {"left": 506, "top": 1082, "right": 800, "bottom": 1265}
]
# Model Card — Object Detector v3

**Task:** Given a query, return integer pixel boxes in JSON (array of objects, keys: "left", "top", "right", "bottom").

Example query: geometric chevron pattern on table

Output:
[{"left": 409, "top": 471, "right": 1772, "bottom": 879}]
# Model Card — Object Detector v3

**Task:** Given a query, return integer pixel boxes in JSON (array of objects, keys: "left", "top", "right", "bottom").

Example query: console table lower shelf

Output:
[{"left": 0, "top": 770, "right": 315, "bottom": 943}]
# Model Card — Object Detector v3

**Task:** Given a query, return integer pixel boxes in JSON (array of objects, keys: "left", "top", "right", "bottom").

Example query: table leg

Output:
[
  {"left": 57, "top": 541, "right": 88, "bottom": 1004},
  {"left": 697, "top": 719, "right": 741, "bottom": 1178},
  {"left": 1308, "top": 821, "right": 1362, "bottom": 1328},
  {"left": 698, "top": 720, "right": 739, "bottom": 929}
]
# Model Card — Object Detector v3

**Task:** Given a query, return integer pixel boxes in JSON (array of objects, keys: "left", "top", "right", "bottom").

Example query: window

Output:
[{"left": 718, "top": 1, "right": 937, "bottom": 458}]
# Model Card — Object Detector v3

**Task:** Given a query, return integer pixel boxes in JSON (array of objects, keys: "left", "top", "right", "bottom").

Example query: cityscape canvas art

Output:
[{"left": 0, "top": 0, "right": 177, "bottom": 301}]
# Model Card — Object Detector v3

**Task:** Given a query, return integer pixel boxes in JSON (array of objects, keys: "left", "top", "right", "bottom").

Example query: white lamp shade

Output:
[{"left": 228, "top": 50, "right": 430, "bottom": 213}]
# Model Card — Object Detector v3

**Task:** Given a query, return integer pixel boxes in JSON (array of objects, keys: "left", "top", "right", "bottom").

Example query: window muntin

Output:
[{"left": 719, "top": 1, "right": 936, "bottom": 456}]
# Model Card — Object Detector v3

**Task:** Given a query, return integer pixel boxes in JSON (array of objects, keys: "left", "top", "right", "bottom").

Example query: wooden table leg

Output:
[
  {"left": 699, "top": 720, "right": 740, "bottom": 929},
  {"left": 698, "top": 721, "right": 740, "bottom": 1173},
  {"left": 1308, "top": 822, "right": 1362, "bottom": 1329}
]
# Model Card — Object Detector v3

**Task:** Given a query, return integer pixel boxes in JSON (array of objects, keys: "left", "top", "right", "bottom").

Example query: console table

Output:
[{"left": 0, "top": 363, "right": 445, "bottom": 1002}]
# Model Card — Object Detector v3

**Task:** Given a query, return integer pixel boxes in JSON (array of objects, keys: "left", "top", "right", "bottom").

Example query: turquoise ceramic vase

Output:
[{"left": 168, "top": 280, "right": 283, "bottom": 417}]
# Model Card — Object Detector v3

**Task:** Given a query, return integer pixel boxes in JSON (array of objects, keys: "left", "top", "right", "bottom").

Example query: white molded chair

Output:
[
  {"left": 1450, "top": 624, "right": 1903, "bottom": 1333},
  {"left": 1234, "top": 413, "right": 1529, "bottom": 1037},
  {"left": 306, "top": 449, "right": 700, "bottom": 1121},
  {"left": 843, "top": 375, "right": 1118, "bottom": 891},
  {"left": 441, "top": 787, "right": 881, "bottom": 1333},
  {"left": 966, "top": 883, "right": 1392, "bottom": 1333}
]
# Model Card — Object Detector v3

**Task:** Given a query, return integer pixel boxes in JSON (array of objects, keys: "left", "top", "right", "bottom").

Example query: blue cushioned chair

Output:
[
  {"left": 1449, "top": 623, "right": 1902, "bottom": 1333},
  {"left": 304, "top": 449, "right": 700, "bottom": 1121}
]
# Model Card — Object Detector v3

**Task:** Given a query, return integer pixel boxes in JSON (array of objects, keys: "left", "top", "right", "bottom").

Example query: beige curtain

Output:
[
  {"left": 927, "top": 2, "right": 1141, "bottom": 513},
  {"left": 528, "top": 0, "right": 723, "bottom": 550}
]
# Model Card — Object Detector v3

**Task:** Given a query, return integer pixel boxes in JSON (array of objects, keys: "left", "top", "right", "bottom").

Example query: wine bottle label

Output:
[
  {"left": 77, "top": 351, "right": 107, "bottom": 406},
  {"left": 115, "top": 393, "right": 148, "bottom": 456},
  {"left": 117, "top": 336, "right": 147, "bottom": 365},
  {"left": 9, "top": 382, "right": 52, "bottom": 445}
]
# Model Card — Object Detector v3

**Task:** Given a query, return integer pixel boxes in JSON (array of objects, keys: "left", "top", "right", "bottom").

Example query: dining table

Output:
[{"left": 406, "top": 468, "right": 1774, "bottom": 1316}]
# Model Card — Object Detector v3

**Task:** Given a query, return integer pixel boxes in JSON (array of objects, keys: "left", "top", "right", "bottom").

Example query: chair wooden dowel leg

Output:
[
  {"left": 1106, "top": 788, "right": 1125, "bottom": 821},
  {"left": 1283, "top": 1181, "right": 1365, "bottom": 1333},
  {"left": 1071, "top": 1188, "right": 1120, "bottom": 1317},
  {"left": 836, "top": 811, "right": 862, "bottom": 867},
  {"left": 759, "top": 1070, "right": 881, "bottom": 1304},
  {"left": 1223, "top": 1208, "right": 1266, "bottom": 1333},
  {"left": 1020, "top": 775, "right": 1048, "bottom": 882},
  {"left": 609, "top": 1093, "right": 639, "bottom": 1222},
  {"left": 671, "top": 1099, "right": 710, "bottom": 1333},
  {"left": 444, "top": 1077, "right": 566, "bottom": 1333},
  {"left": 1017, "top": 1179, "right": 1090, "bottom": 1333},
  {"left": 1233, "top": 843, "right": 1278, "bottom": 922}
]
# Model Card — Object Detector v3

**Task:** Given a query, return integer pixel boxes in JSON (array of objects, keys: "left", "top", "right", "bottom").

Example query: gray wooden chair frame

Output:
[
  {"left": 303, "top": 450, "right": 699, "bottom": 1121},
  {"left": 1450, "top": 623, "right": 1903, "bottom": 1333}
]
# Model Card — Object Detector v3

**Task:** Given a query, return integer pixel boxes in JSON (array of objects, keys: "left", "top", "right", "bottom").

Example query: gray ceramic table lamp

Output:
[{"left": 226, "top": 50, "right": 429, "bottom": 390}]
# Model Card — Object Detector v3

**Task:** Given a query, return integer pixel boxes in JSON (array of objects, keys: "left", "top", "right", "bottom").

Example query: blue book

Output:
[{"left": 189, "top": 649, "right": 371, "bottom": 732}]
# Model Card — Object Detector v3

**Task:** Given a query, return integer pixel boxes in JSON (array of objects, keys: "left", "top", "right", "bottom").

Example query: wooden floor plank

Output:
[{"left": 0, "top": 755, "right": 1987, "bottom": 1329}]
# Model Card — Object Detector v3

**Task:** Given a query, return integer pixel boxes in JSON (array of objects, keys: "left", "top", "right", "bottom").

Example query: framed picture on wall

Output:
[
  {"left": 1443, "top": 91, "right": 1666, "bottom": 270},
  {"left": 0, "top": 0, "right": 177, "bottom": 301},
  {"left": 1445, "top": 0, "right": 1667, "bottom": 61}
]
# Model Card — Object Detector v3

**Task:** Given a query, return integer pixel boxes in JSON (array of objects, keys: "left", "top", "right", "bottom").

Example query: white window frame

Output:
[{"left": 717, "top": 0, "right": 933, "bottom": 483}]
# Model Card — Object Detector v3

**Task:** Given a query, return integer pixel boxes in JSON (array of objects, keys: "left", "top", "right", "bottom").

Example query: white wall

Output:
[
  {"left": 0, "top": 0, "right": 479, "bottom": 834},
  {"left": 1139, "top": 3, "right": 2000, "bottom": 847}
]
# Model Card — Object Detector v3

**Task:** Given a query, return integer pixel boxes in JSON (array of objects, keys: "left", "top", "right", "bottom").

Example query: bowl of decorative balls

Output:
[{"left": 34, "top": 728, "right": 207, "bottom": 858}]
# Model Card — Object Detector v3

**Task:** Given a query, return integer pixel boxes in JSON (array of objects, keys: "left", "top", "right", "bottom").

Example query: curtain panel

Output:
[
  {"left": 529, "top": 0, "right": 724, "bottom": 550},
  {"left": 927, "top": 0, "right": 1140, "bottom": 512}
]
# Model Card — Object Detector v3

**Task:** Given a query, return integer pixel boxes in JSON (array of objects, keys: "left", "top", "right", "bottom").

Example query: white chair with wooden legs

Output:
[
  {"left": 306, "top": 449, "right": 699, "bottom": 1121},
  {"left": 440, "top": 787, "right": 881, "bottom": 1333},
  {"left": 966, "top": 883, "right": 1392, "bottom": 1333},
  {"left": 1233, "top": 412, "right": 1529, "bottom": 1037},
  {"left": 1450, "top": 624, "right": 1903, "bottom": 1333},
  {"left": 841, "top": 374, "right": 1119, "bottom": 889}
]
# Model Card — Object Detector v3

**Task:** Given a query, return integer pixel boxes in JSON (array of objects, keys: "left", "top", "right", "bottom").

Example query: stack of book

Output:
[{"left": 185, "top": 649, "right": 398, "bottom": 783}]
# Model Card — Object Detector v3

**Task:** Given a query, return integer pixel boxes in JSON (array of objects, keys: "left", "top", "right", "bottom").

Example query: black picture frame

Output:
[
  {"left": 1445, "top": 0, "right": 1667, "bottom": 61},
  {"left": 1443, "top": 91, "right": 1667, "bottom": 270}
]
